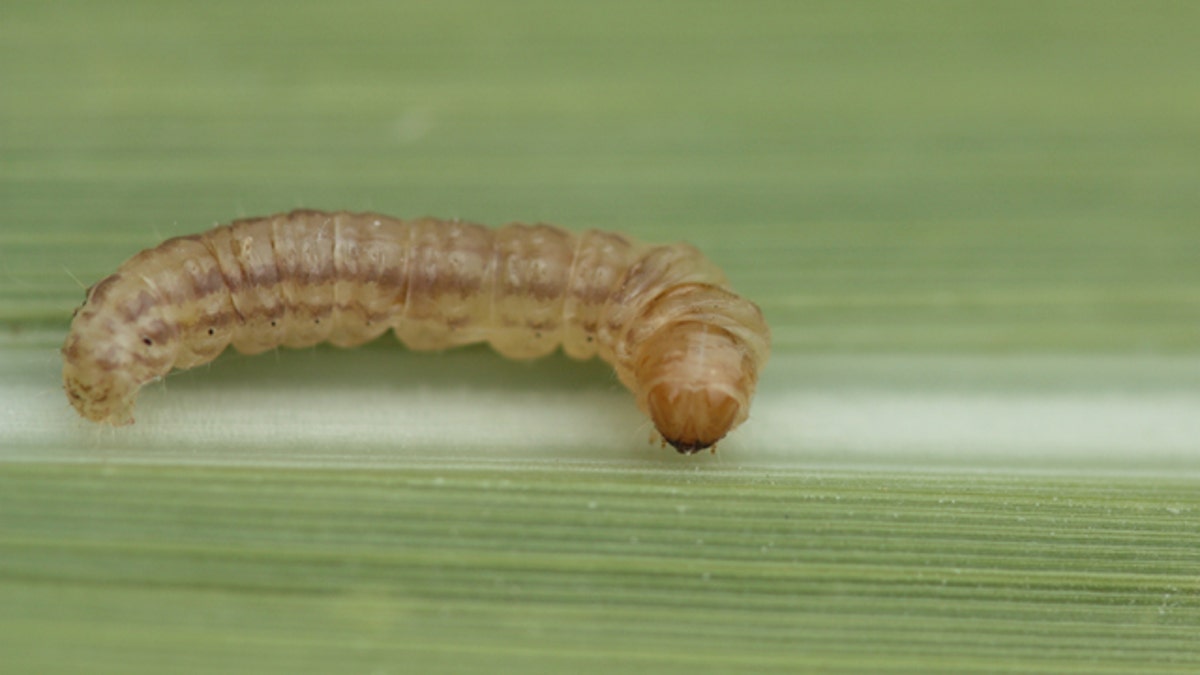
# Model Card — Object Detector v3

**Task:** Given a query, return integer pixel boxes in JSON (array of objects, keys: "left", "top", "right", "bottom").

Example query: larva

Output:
[{"left": 62, "top": 210, "right": 770, "bottom": 453}]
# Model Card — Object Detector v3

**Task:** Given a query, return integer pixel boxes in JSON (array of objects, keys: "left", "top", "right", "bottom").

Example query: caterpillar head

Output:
[{"left": 634, "top": 321, "right": 756, "bottom": 453}]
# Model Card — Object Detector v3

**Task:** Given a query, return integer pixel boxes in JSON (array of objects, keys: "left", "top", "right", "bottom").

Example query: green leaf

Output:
[{"left": 2, "top": 1, "right": 1199, "bottom": 672}]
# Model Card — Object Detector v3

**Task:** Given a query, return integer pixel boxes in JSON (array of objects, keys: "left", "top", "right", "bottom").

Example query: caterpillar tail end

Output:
[{"left": 63, "top": 364, "right": 137, "bottom": 426}]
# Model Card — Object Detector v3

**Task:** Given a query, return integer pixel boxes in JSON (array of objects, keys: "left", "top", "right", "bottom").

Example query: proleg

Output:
[{"left": 62, "top": 210, "right": 771, "bottom": 453}]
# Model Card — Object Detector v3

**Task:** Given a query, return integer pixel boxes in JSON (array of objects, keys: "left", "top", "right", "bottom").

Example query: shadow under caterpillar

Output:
[{"left": 62, "top": 210, "right": 770, "bottom": 453}]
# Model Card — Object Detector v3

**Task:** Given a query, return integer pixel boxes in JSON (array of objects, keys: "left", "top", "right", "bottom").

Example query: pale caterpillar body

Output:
[{"left": 62, "top": 210, "right": 770, "bottom": 453}]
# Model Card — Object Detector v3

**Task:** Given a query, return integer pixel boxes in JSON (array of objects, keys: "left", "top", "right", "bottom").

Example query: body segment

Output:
[{"left": 63, "top": 210, "right": 770, "bottom": 452}]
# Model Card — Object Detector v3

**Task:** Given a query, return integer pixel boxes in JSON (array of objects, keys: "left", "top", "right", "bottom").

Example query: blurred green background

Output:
[
  {"left": 4, "top": 0, "right": 1199, "bottom": 350},
  {"left": 2, "top": 1, "right": 1199, "bottom": 672}
]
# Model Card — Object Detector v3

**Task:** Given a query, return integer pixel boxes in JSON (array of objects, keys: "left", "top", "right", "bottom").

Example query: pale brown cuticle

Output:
[{"left": 62, "top": 210, "right": 770, "bottom": 453}]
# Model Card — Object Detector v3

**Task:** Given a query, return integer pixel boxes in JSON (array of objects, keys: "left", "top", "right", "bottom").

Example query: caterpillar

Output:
[{"left": 62, "top": 210, "right": 770, "bottom": 453}]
